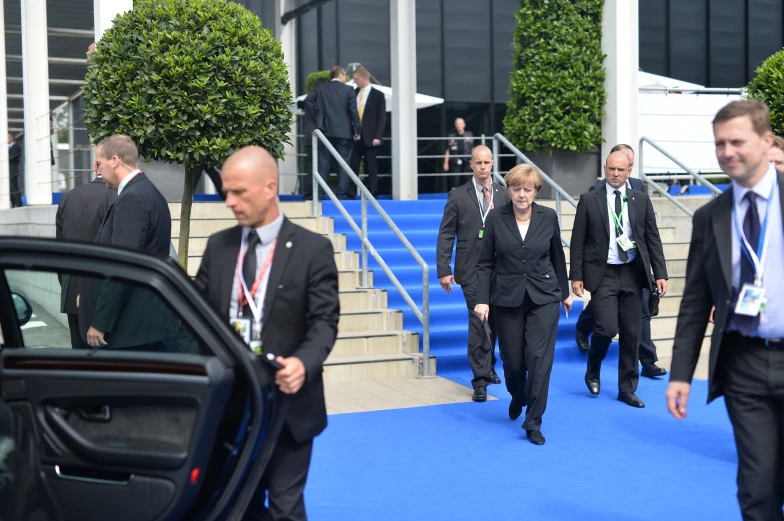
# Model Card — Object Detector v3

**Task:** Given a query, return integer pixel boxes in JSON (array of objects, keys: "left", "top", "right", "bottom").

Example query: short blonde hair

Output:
[
  {"left": 96, "top": 134, "right": 139, "bottom": 167},
  {"left": 773, "top": 135, "right": 784, "bottom": 151},
  {"left": 505, "top": 163, "right": 542, "bottom": 191}
]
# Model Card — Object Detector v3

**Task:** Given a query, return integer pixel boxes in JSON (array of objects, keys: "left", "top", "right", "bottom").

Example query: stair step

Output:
[
  {"left": 173, "top": 216, "right": 333, "bottom": 237},
  {"left": 169, "top": 201, "right": 317, "bottom": 219},
  {"left": 338, "top": 309, "right": 402, "bottom": 333},
  {"left": 323, "top": 353, "right": 435, "bottom": 384},
  {"left": 330, "top": 330, "right": 418, "bottom": 358}
]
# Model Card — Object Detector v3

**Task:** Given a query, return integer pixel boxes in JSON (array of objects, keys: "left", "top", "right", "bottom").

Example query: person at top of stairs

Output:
[
  {"left": 437, "top": 145, "right": 510, "bottom": 402},
  {"left": 575, "top": 143, "right": 668, "bottom": 379}
]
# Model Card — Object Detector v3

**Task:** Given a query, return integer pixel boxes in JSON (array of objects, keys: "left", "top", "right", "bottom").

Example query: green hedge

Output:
[
  {"left": 306, "top": 70, "right": 332, "bottom": 93},
  {"left": 746, "top": 49, "right": 784, "bottom": 136},
  {"left": 503, "top": 0, "right": 606, "bottom": 153}
]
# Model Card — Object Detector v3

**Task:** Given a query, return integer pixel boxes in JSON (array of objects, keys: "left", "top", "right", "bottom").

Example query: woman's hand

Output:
[
  {"left": 561, "top": 296, "right": 573, "bottom": 312},
  {"left": 474, "top": 304, "right": 490, "bottom": 322}
]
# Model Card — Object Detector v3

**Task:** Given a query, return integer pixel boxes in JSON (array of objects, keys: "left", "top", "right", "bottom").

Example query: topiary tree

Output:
[
  {"left": 306, "top": 70, "right": 331, "bottom": 93},
  {"left": 504, "top": 0, "right": 606, "bottom": 153},
  {"left": 83, "top": 0, "right": 293, "bottom": 272},
  {"left": 746, "top": 49, "right": 784, "bottom": 136}
]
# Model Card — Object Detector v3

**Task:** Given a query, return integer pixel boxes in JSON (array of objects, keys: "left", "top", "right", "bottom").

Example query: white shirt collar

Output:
[
  {"left": 243, "top": 210, "right": 284, "bottom": 246},
  {"left": 117, "top": 169, "right": 142, "bottom": 196},
  {"left": 732, "top": 163, "right": 777, "bottom": 206},
  {"left": 474, "top": 177, "right": 492, "bottom": 193},
  {"left": 605, "top": 181, "right": 626, "bottom": 196}
]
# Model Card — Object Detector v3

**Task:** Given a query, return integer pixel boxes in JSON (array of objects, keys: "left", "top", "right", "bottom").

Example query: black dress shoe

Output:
[
  {"left": 618, "top": 392, "right": 645, "bottom": 408},
  {"left": 641, "top": 364, "right": 667, "bottom": 378},
  {"left": 509, "top": 399, "right": 523, "bottom": 420},
  {"left": 490, "top": 373, "right": 502, "bottom": 385},
  {"left": 526, "top": 430, "right": 545, "bottom": 445},
  {"left": 472, "top": 386, "right": 487, "bottom": 402},
  {"left": 576, "top": 331, "right": 590, "bottom": 353}
]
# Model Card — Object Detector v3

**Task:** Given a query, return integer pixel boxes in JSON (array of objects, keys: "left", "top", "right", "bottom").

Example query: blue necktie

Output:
[{"left": 736, "top": 191, "right": 761, "bottom": 336}]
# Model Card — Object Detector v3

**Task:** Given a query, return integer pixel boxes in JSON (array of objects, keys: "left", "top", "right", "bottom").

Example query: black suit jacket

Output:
[
  {"left": 437, "top": 180, "right": 511, "bottom": 285},
  {"left": 670, "top": 171, "right": 784, "bottom": 402},
  {"left": 55, "top": 177, "right": 117, "bottom": 313},
  {"left": 476, "top": 202, "right": 569, "bottom": 307},
  {"left": 356, "top": 86, "right": 386, "bottom": 146},
  {"left": 83, "top": 173, "right": 175, "bottom": 347},
  {"left": 590, "top": 177, "right": 644, "bottom": 192},
  {"left": 194, "top": 217, "right": 340, "bottom": 443},
  {"left": 304, "top": 80, "right": 361, "bottom": 140},
  {"left": 570, "top": 186, "right": 668, "bottom": 293},
  {"left": 8, "top": 143, "right": 21, "bottom": 175}
]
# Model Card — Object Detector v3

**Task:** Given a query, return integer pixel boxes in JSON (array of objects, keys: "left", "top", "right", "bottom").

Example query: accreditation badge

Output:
[
  {"left": 735, "top": 283, "right": 766, "bottom": 317},
  {"left": 230, "top": 317, "right": 252, "bottom": 344},
  {"left": 616, "top": 234, "right": 634, "bottom": 252}
]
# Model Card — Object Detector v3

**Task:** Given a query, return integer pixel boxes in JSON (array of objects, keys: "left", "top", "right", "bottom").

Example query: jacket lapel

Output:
[
  {"left": 466, "top": 182, "right": 482, "bottom": 214},
  {"left": 260, "top": 218, "right": 295, "bottom": 335},
  {"left": 96, "top": 203, "right": 115, "bottom": 242},
  {"left": 627, "top": 190, "right": 640, "bottom": 239},
  {"left": 525, "top": 203, "right": 545, "bottom": 240},
  {"left": 220, "top": 227, "right": 243, "bottom": 316},
  {"left": 499, "top": 203, "right": 525, "bottom": 244},
  {"left": 594, "top": 189, "right": 610, "bottom": 238},
  {"left": 712, "top": 189, "right": 733, "bottom": 292}
]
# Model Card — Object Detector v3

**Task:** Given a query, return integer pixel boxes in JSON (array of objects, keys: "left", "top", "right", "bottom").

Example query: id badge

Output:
[
  {"left": 231, "top": 317, "right": 251, "bottom": 344},
  {"left": 451, "top": 145, "right": 458, "bottom": 151},
  {"left": 456, "top": 159, "right": 463, "bottom": 165},
  {"left": 478, "top": 229, "right": 484, "bottom": 239},
  {"left": 616, "top": 234, "right": 633, "bottom": 252},
  {"left": 735, "top": 283, "right": 766, "bottom": 317}
]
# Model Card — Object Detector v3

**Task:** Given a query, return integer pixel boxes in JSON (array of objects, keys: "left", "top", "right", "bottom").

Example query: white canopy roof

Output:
[{"left": 292, "top": 81, "right": 444, "bottom": 115}]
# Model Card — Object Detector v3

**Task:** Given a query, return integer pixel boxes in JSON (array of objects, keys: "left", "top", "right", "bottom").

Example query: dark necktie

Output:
[
  {"left": 242, "top": 232, "right": 260, "bottom": 317},
  {"left": 480, "top": 185, "right": 489, "bottom": 214},
  {"left": 736, "top": 191, "right": 761, "bottom": 335},
  {"left": 614, "top": 190, "right": 628, "bottom": 263}
]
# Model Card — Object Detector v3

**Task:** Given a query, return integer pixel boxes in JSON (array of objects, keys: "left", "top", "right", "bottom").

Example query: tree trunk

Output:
[{"left": 178, "top": 166, "right": 195, "bottom": 273}]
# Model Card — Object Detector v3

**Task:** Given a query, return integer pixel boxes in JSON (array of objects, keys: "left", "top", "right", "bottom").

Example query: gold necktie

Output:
[{"left": 358, "top": 88, "right": 365, "bottom": 122}]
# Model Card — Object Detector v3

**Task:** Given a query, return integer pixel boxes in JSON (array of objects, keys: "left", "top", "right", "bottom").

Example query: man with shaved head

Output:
[
  {"left": 437, "top": 145, "right": 510, "bottom": 401},
  {"left": 194, "top": 145, "right": 339, "bottom": 521},
  {"left": 570, "top": 150, "right": 668, "bottom": 408}
]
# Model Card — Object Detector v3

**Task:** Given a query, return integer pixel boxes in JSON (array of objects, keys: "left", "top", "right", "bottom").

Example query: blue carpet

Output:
[{"left": 307, "top": 362, "right": 739, "bottom": 521}]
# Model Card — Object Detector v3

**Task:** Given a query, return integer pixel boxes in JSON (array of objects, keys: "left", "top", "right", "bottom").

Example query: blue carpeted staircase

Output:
[{"left": 321, "top": 198, "right": 586, "bottom": 373}]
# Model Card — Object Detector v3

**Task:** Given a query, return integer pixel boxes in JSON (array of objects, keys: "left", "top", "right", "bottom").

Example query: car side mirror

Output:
[{"left": 11, "top": 292, "right": 32, "bottom": 327}]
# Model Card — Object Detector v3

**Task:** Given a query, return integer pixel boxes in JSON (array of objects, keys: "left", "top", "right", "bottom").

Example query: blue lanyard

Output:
[{"left": 732, "top": 176, "right": 777, "bottom": 282}]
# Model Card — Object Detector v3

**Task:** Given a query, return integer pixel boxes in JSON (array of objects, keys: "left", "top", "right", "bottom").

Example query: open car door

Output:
[{"left": 0, "top": 237, "right": 289, "bottom": 521}]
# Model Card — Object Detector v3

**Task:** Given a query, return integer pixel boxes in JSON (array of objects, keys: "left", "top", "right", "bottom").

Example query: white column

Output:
[
  {"left": 94, "top": 0, "right": 133, "bottom": 40},
  {"left": 601, "top": 0, "right": 639, "bottom": 171},
  {"left": 276, "top": 0, "right": 299, "bottom": 195},
  {"left": 21, "top": 0, "right": 51, "bottom": 205},
  {"left": 390, "top": 0, "right": 418, "bottom": 200},
  {"left": 0, "top": 0, "right": 9, "bottom": 210}
]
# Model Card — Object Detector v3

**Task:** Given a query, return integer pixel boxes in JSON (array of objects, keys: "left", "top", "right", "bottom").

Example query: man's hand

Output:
[
  {"left": 275, "top": 356, "right": 307, "bottom": 395},
  {"left": 353, "top": 135, "right": 361, "bottom": 141},
  {"left": 666, "top": 381, "right": 691, "bottom": 420},
  {"left": 571, "top": 280, "right": 584, "bottom": 297},
  {"left": 86, "top": 326, "right": 107, "bottom": 347},
  {"left": 709, "top": 306, "right": 716, "bottom": 324},
  {"left": 76, "top": 294, "right": 80, "bottom": 308},
  {"left": 372, "top": 139, "right": 381, "bottom": 146},
  {"left": 474, "top": 304, "right": 489, "bottom": 322},
  {"left": 656, "top": 279, "right": 668, "bottom": 298},
  {"left": 561, "top": 296, "right": 573, "bottom": 312},
  {"left": 443, "top": 160, "right": 450, "bottom": 172},
  {"left": 439, "top": 275, "right": 455, "bottom": 294}
]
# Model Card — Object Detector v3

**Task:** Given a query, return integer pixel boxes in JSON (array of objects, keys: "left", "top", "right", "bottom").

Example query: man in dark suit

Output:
[
  {"left": 437, "top": 145, "right": 510, "bottom": 401},
  {"left": 575, "top": 144, "right": 667, "bottom": 378},
  {"left": 349, "top": 66, "right": 386, "bottom": 198},
  {"left": 82, "top": 135, "right": 175, "bottom": 350},
  {"left": 55, "top": 162, "right": 117, "bottom": 349},
  {"left": 299, "top": 77, "right": 330, "bottom": 197},
  {"left": 667, "top": 100, "right": 784, "bottom": 521},
  {"left": 8, "top": 134, "right": 22, "bottom": 208},
  {"left": 570, "top": 150, "right": 668, "bottom": 408},
  {"left": 303, "top": 65, "right": 361, "bottom": 200},
  {"left": 194, "top": 146, "right": 339, "bottom": 521}
]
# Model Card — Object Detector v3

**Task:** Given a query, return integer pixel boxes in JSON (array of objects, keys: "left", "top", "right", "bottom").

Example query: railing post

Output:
[
  {"left": 311, "top": 133, "right": 319, "bottom": 217},
  {"left": 361, "top": 190, "right": 369, "bottom": 287},
  {"left": 492, "top": 138, "right": 499, "bottom": 181},
  {"left": 421, "top": 265, "right": 430, "bottom": 377},
  {"left": 481, "top": 133, "right": 486, "bottom": 146},
  {"left": 555, "top": 192, "right": 562, "bottom": 228}
]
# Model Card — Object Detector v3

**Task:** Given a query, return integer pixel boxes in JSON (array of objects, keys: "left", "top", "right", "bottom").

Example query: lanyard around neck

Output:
[
  {"left": 606, "top": 192, "right": 627, "bottom": 234},
  {"left": 732, "top": 177, "right": 777, "bottom": 286},
  {"left": 476, "top": 183, "right": 493, "bottom": 224}
]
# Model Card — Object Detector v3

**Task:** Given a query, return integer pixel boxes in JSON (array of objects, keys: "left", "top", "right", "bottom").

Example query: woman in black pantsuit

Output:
[{"left": 474, "top": 164, "right": 572, "bottom": 445}]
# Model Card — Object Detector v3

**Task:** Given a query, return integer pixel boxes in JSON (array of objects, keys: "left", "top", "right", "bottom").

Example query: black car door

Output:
[{"left": 0, "top": 237, "right": 288, "bottom": 521}]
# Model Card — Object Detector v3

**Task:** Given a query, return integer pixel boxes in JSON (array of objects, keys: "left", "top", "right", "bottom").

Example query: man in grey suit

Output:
[
  {"left": 304, "top": 65, "right": 361, "bottom": 200},
  {"left": 55, "top": 163, "right": 117, "bottom": 349},
  {"left": 437, "top": 145, "right": 509, "bottom": 401}
]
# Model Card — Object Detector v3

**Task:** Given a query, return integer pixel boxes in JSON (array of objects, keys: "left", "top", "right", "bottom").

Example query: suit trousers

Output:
[
  {"left": 460, "top": 279, "right": 498, "bottom": 388},
  {"left": 576, "top": 289, "right": 658, "bottom": 365},
  {"left": 721, "top": 333, "right": 784, "bottom": 521},
  {"left": 495, "top": 293, "right": 560, "bottom": 431},
  {"left": 9, "top": 174, "right": 22, "bottom": 208},
  {"left": 244, "top": 425, "right": 314, "bottom": 521},
  {"left": 587, "top": 261, "right": 645, "bottom": 394},
  {"left": 349, "top": 141, "right": 379, "bottom": 197},
  {"left": 317, "top": 138, "right": 354, "bottom": 200},
  {"left": 67, "top": 314, "right": 89, "bottom": 350}
]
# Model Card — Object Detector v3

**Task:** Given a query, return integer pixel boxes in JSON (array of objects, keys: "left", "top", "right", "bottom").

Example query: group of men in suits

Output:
[{"left": 303, "top": 65, "right": 386, "bottom": 199}]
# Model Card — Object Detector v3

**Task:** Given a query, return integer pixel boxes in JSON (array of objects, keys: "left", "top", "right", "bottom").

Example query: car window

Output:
[{"left": 4, "top": 268, "right": 210, "bottom": 355}]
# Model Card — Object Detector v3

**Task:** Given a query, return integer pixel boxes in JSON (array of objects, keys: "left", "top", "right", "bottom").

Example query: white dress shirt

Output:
[
  {"left": 229, "top": 212, "right": 285, "bottom": 325},
  {"left": 117, "top": 169, "right": 142, "bottom": 196},
  {"left": 729, "top": 164, "right": 784, "bottom": 338},
  {"left": 474, "top": 178, "right": 494, "bottom": 219},
  {"left": 605, "top": 182, "right": 637, "bottom": 264}
]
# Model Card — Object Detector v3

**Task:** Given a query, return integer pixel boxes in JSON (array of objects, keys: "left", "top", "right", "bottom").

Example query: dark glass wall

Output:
[{"left": 640, "top": 0, "right": 784, "bottom": 88}]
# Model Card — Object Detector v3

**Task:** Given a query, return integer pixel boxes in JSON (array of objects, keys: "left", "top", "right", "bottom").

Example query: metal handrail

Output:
[
  {"left": 310, "top": 130, "right": 432, "bottom": 377},
  {"left": 492, "top": 133, "right": 576, "bottom": 248},
  {"left": 639, "top": 137, "right": 722, "bottom": 199}
]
